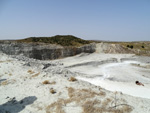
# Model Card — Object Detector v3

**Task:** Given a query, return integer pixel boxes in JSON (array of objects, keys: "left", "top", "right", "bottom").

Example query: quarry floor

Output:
[
  {"left": 0, "top": 52, "right": 150, "bottom": 113},
  {"left": 59, "top": 53, "right": 150, "bottom": 99}
]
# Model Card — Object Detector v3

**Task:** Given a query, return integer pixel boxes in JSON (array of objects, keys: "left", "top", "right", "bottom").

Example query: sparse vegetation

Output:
[
  {"left": 0, "top": 80, "right": 8, "bottom": 85},
  {"left": 46, "top": 87, "right": 101, "bottom": 113},
  {"left": 27, "top": 70, "right": 34, "bottom": 74},
  {"left": 50, "top": 89, "right": 56, "bottom": 94},
  {"left": 141, "top": 45, "right": 145, "bottom": 48},
  {"left": 82, "top": 100, "right": 102, "bottom": 113},
  {"left": 130, "top": 45, "right": 133, "bottom": 49},
  {"left": 42, "top": 80, "right": 50, "bottom": 84},
  {"left": 69, "top": 76, "right": 77, "bottom": 82},
  {"left": 99, "top": 91, "right": 106, "bottom": 96},
  {"left": 121, "top": 105, "right": 133, "bottom": 112},
  {"left": 17, "top": 35, "right": 92, "bottom": 47},
  {"left": 101, "top": 98, "right": 112, "bottom": 108},
  {"left": 127, "top": 45, "right": 130, "bottom": 48},
  {"left": 42, "top": 80, "right": 56, "bottom": 85},
  {"left": 106, "top": 41, "right": 150, "bottom": 56},
  {"left": 46, "top": 87, "right": 133, "bottom": 113},
  {"left": 127, "top": 45, "right": 133, "bottom": 49},
  {"left": 32, "top": 72, "right": 40, "bottom": 77}
]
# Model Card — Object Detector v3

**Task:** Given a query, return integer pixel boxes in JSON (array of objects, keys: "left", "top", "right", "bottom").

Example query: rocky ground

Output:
[{"left": 0, "top": 51, "right": 150, "bottom": 113}]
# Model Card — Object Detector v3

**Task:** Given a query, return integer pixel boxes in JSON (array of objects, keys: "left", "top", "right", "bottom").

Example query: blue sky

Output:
[{"left": 0, "top": 0, "right": 150, "bottom": 41}]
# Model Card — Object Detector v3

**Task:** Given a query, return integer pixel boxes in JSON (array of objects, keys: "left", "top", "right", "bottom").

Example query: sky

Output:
[{"left": 0, "top": 0, "right": 150, "bottom": 41}]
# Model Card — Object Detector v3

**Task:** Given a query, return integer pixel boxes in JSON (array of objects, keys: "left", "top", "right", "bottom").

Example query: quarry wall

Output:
[
  {"left": 0, "top": 41, "right": 96, "bottom": 60},
  {"left": 1, "top": 41, "right": 147, "bottom": 60}
]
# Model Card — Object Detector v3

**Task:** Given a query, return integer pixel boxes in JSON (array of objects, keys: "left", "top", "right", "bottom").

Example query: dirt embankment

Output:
[
  {"left": 96, "top": 42, "right": 150, "bottom": 56},
  {"left": 95, "top": 43, "right": 133, "bottom": 54}
]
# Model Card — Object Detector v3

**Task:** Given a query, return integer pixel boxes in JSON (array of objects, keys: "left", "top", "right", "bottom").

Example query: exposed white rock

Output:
[{"left": 0, "top": 52, "right": 150, "bottom": 113}]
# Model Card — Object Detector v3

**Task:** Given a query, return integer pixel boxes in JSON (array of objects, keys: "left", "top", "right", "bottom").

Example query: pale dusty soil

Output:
[{"left": 0, "top": 52, "right": 150, "bottom": 113}]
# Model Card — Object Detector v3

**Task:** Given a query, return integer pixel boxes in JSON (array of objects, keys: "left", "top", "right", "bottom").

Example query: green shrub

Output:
[
  {"left": 130, "top": 45, "right": 133, "bottom": 49},
  {"left": 141, "top": 45, "right": 144, "bottom": 48}
]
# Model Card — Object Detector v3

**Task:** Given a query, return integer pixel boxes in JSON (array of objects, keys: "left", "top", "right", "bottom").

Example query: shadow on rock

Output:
[
  {"left": 0, "top": 79, "right": 7, "bottom": 83},
  {"left": 0, "top": 96, "right": 37, "bottom": 113}
]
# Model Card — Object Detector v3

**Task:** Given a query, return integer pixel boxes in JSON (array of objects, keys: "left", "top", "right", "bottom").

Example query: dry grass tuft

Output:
[
  {"left": 46, "top": 87, "right": 101, "bottom": 113},
  {"left": 108, "top": 105, "right": 133, "bottom": 113},
  {"left": 120, "top": 105, "right": 133, "bottom": 113},
  {"left": 101, "top": 98, "right": 112, "bottom": 108},
  {"left": 42, "top": 80, "right": 56, "bottom": 85},
  {"left": 0, "top": 80, "right": 8, "bottom": 85},
  {"left": 9, "top": 73, "right": 12, "bottom": 76},
  {"left": 99, "top": 91, "right": 106, "bottom": 96},
  {"left": 69, "top": 76, "right": 77, "bottom": 82},
  {"left": 32, "top": 72, "right": 40, "bottom": 77},
  {"left": 46, "top": 99, "right": 65, "bottom": 113},
  {"left": 46, "top": 87, "right": 133, "bottom": 113},
  {"left": 67, "top": 87, "right": 99, "bottom": 102},
  {"left": 50, "top": 89, "right": 56, "bottom": 94},
  {"left": 82, "top": 100, "right": 102, "bottom": 113},
  {"left": 83, "top": 97, "right": 133, "bottom": 113},
  {"left": 42, "top": 80, "right": 50, "bottom": 84},
  {"left": 27, "top": 70, "right": 34, "bottom": 74}
]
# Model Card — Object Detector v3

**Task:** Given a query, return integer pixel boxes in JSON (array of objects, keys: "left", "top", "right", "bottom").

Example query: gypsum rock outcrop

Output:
[{"left": 0, "top": 41, "right": 96, "bottom": 60}]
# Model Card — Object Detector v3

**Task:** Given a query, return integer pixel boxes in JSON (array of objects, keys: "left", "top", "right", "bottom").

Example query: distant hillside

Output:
[
  {"left": 17, "top": 35, "right": 92, "bottom": 47},
  {"left": 1, "top": 35, "right": 150, "bottom": 56},
  {"left": 105, "top": 41, "right": 150, "bottom": 56}
]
